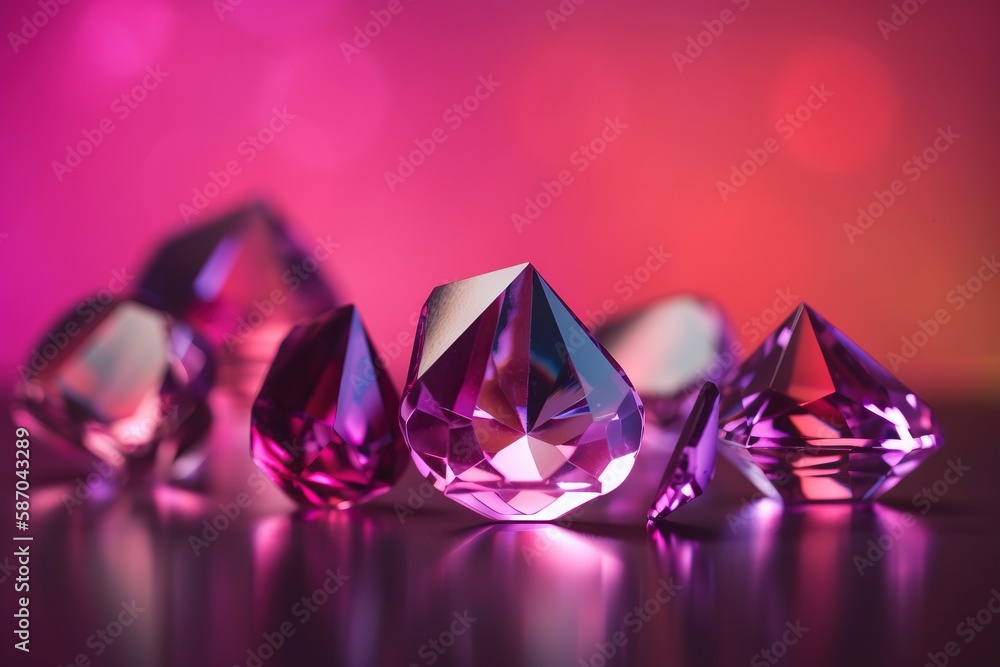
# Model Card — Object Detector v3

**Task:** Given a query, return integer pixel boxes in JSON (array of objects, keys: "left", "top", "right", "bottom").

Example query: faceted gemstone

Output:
[
  {"left": 648, "top": 382, "right": 719, "bottom": 520},
  {"left": 136, "top": 202, "right": 336, "bottom": 359},
  {"left": 719, "top": 303, "right": 943, "bottom": 502},
  {"left": 14, "top": 299, "right": 213, "bottom": 470},
  {"left": 250, "top": 305, "right": 406, "bottom": 507},
  {"left": 597, "top": 295, "right": 734, "bottom": 425},
  {"left": 572, "top": 418, "right": 684, "bottom": 525},
  {"left": 400, "top": 264, "right": 644, "bottom": 522}
]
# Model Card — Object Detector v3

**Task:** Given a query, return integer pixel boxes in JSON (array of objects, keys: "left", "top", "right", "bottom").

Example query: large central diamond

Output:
[{"left": 400, "top": 264, "right": 644, "bottom": 521}]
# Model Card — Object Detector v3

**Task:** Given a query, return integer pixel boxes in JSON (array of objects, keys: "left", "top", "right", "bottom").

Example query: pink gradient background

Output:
[{"left": 1, "top": 0, "right": 998, "bottom": 395}]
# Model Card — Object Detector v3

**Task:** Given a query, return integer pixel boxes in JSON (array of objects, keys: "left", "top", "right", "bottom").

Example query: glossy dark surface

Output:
[{"left": 2, "top": 389, "right": 998, "bottom": 667}]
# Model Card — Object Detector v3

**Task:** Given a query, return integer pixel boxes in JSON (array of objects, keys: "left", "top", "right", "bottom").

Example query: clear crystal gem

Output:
[
  {"left": 719, "top": 303, "right": 943, "bottom": 502},
  {"left": 14, "top": 299, "right": 213, "bottom": 471},
  {"left": 649, "top": 382, "right": 719, "bottom": 520},
  {"left": 400, "top": 264, "right": 644, "bottom": 521}
]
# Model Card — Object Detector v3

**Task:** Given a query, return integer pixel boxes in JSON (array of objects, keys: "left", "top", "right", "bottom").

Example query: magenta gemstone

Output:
[
  {"left": 719, "top": 303, "right": 944, "bottom": 502},
  {"left": 648, "top": 382, "right": 719, "bottom": 520},
  {"left": 250, "top": 306, "right": 406, "bottom": 507},
  {"left": 136, "top": 202, "right": 336, "bottom": 357},
  {"left": 598, "top": 295, "right": 734, "bottom": 425},
  {"left": 14, "top": 299, "right": 213, "bottom": 470},
  {"left": 400, "top": 264, "right": 644, "bottom": 522}
]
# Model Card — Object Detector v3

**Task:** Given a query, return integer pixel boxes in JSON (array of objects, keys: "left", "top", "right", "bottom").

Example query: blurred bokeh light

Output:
[{"left": 1, "top": 0, "right": 998, "bottom": 397}]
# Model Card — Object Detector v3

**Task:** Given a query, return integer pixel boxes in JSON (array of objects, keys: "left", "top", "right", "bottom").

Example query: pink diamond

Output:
[
  {"left": 137, "top": 202, "right": 336, "bottom": 357},
  {"left": 250, "top": 306, "right": 406, "bottom": 507},
  {"left": 649, "top": 382, "right": 719, "bottom": 520},
  {"left": 400, "top": 264, "right": 644, "bottom": 521},
  {"left": 14, "top": 299, "right": 213, "bottom": 471},
  {"left": 598, "top": 295, "right": 734, "bottom": 425},
  {"left": 719, "top": 303, "right": 944, "bottom": 502}
]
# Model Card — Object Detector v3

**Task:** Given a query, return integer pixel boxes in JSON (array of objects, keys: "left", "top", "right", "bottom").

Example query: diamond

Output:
[
  {"left": 136, "top": 202, "right": 336, "bottom": 358},
  {"left": 719, "top": 303, "right": 943, "bottom": 502},
  {"left": 250, "top": 305, "right": 406, "bottom": 507},
  {"left": 597, "top": 295, "right": 734, "bottom": 425},
  {"left": 649, "top": 382, "right": 719, "bottom": 520},
  {"left": 400, "top": 264, "right": 644, "bottom": 522},
  {"left": 14, "top": 299, "right": 213, "bottom": 470}
]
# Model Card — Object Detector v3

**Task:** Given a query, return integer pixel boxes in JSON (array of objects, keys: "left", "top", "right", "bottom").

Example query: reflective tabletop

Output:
[{"left": 2, "top": 390, "right": 998, "bottom": 667}]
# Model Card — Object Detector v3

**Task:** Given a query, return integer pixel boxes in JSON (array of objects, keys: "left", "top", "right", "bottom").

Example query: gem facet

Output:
[
  {"left": 719, "top": 303, "right": 943, "bottom": 502},
  {"left": 648, "top": 382, "right": 719, "bottom": 520},
  {"left": 400, "top": 264, "right": 644, "bottom": 522},
  {"left": 250, "top": 305, "right": 406, "bottom": 507},
  {"left": 136, "top": 202, "right": 336, "bottom": 358},
  {"left": 14, "top": 299, "right": 213, "bottom": 470},
  {"left": 597, "top": 295, "right": 734, "bottom": 425}
]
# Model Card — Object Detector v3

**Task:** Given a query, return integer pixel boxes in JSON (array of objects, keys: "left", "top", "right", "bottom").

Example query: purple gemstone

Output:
[
  {"left": 136, "top": 202, "right": 336, "bottom": 358},
  {"left": 597, "top": 295, "right": 734, "bottom": 425},
  {"left": 719, "top": 303, "right": 944, "bottom": 502},
  {"left": 14, "top": 299, "right": 213, "bottom": 470},
  {"left": 250, "top": 306, "right": 406, "bottom": 507},
  {"left": 648, "top": 382, "right": 719, "bottom": 520},
  {"left": 400, "top": 264, "right": 644, "bottom": 522}
]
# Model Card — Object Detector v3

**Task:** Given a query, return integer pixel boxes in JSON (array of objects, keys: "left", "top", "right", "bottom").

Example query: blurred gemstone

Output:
[
  {"left": 250, "top": 306, "right": 406, "bottom": 507},
  {"left": 649, "top": 382, "right": 719, "bottom": 520},
  {"left": 14, "top": 299, "right": 213, "bottom": 470},
  {"left": 597, "top": 295, "right": 734, "bottom": 425},
  {"left": 400, "top": 264, "right": 644, "bottom": 522},
  {"left": 136, "top": 202, "right": 336, "bottom": 359},
  {"left": 719, "top": 303, "right": 944, "bottom": 502}
]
